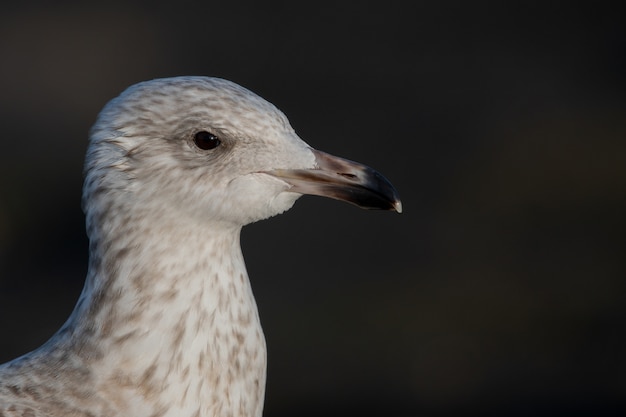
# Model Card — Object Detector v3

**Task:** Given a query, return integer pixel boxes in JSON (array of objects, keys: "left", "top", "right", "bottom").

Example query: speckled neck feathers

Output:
[{"left": 1, "top": 204, "right": 267, "bottom": 417}]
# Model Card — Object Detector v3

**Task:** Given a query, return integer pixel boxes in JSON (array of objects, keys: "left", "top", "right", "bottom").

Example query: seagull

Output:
[{"left": 0, "top": 76, "right": 401, "bottom": 417}]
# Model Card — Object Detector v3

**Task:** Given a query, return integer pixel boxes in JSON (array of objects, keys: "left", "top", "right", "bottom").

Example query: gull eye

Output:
[{"left": 193, "top": 131, "right": 221, "bottom": 150}]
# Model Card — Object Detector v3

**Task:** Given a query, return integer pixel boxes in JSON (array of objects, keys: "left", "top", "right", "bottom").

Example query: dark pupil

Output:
[{"left": 194, "top": 131, "right": 221, "bottom": 150}]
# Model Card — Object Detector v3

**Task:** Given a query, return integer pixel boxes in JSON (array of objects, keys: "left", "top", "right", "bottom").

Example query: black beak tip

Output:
[{"left": 368, "top": 170, "right": 402, "bottom": 213}]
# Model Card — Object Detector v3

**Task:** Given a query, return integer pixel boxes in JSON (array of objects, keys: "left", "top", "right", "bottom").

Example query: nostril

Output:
[{"left": 338, "top": 172, "right": 357, "bottom": 180}]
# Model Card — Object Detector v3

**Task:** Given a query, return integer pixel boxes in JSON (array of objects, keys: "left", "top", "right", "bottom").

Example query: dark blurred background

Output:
[{"left": 0, "top": 1, "right": 624, "bottom": 416}]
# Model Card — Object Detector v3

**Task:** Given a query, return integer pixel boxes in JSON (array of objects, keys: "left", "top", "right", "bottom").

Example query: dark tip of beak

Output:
[{"left": 335, "top": 162, "right": 402, "bottom": 212}]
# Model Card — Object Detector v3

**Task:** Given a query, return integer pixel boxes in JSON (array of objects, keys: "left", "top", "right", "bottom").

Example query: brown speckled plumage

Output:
[{"left": 0, "top": 76, "right": 401, "bottom": 417}]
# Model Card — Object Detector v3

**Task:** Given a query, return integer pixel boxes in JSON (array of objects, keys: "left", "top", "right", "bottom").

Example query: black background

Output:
[{"left": 0, "top": 2, "right": 624, "bottom": 416}]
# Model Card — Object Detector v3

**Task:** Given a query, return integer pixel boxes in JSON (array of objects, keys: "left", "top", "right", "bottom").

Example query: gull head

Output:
[{"left": 84, "top": 76, "right": 401, "bottom": 230}]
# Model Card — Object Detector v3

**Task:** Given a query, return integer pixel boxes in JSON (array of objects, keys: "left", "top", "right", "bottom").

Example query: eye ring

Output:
[{"left": 193, "top": 131, "right": 221, "bottom": 150}]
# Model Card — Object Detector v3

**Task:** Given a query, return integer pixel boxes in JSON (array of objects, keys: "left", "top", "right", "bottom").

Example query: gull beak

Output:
[{"left": 266, "top": 149, "right": 402, "bottom": 213}]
